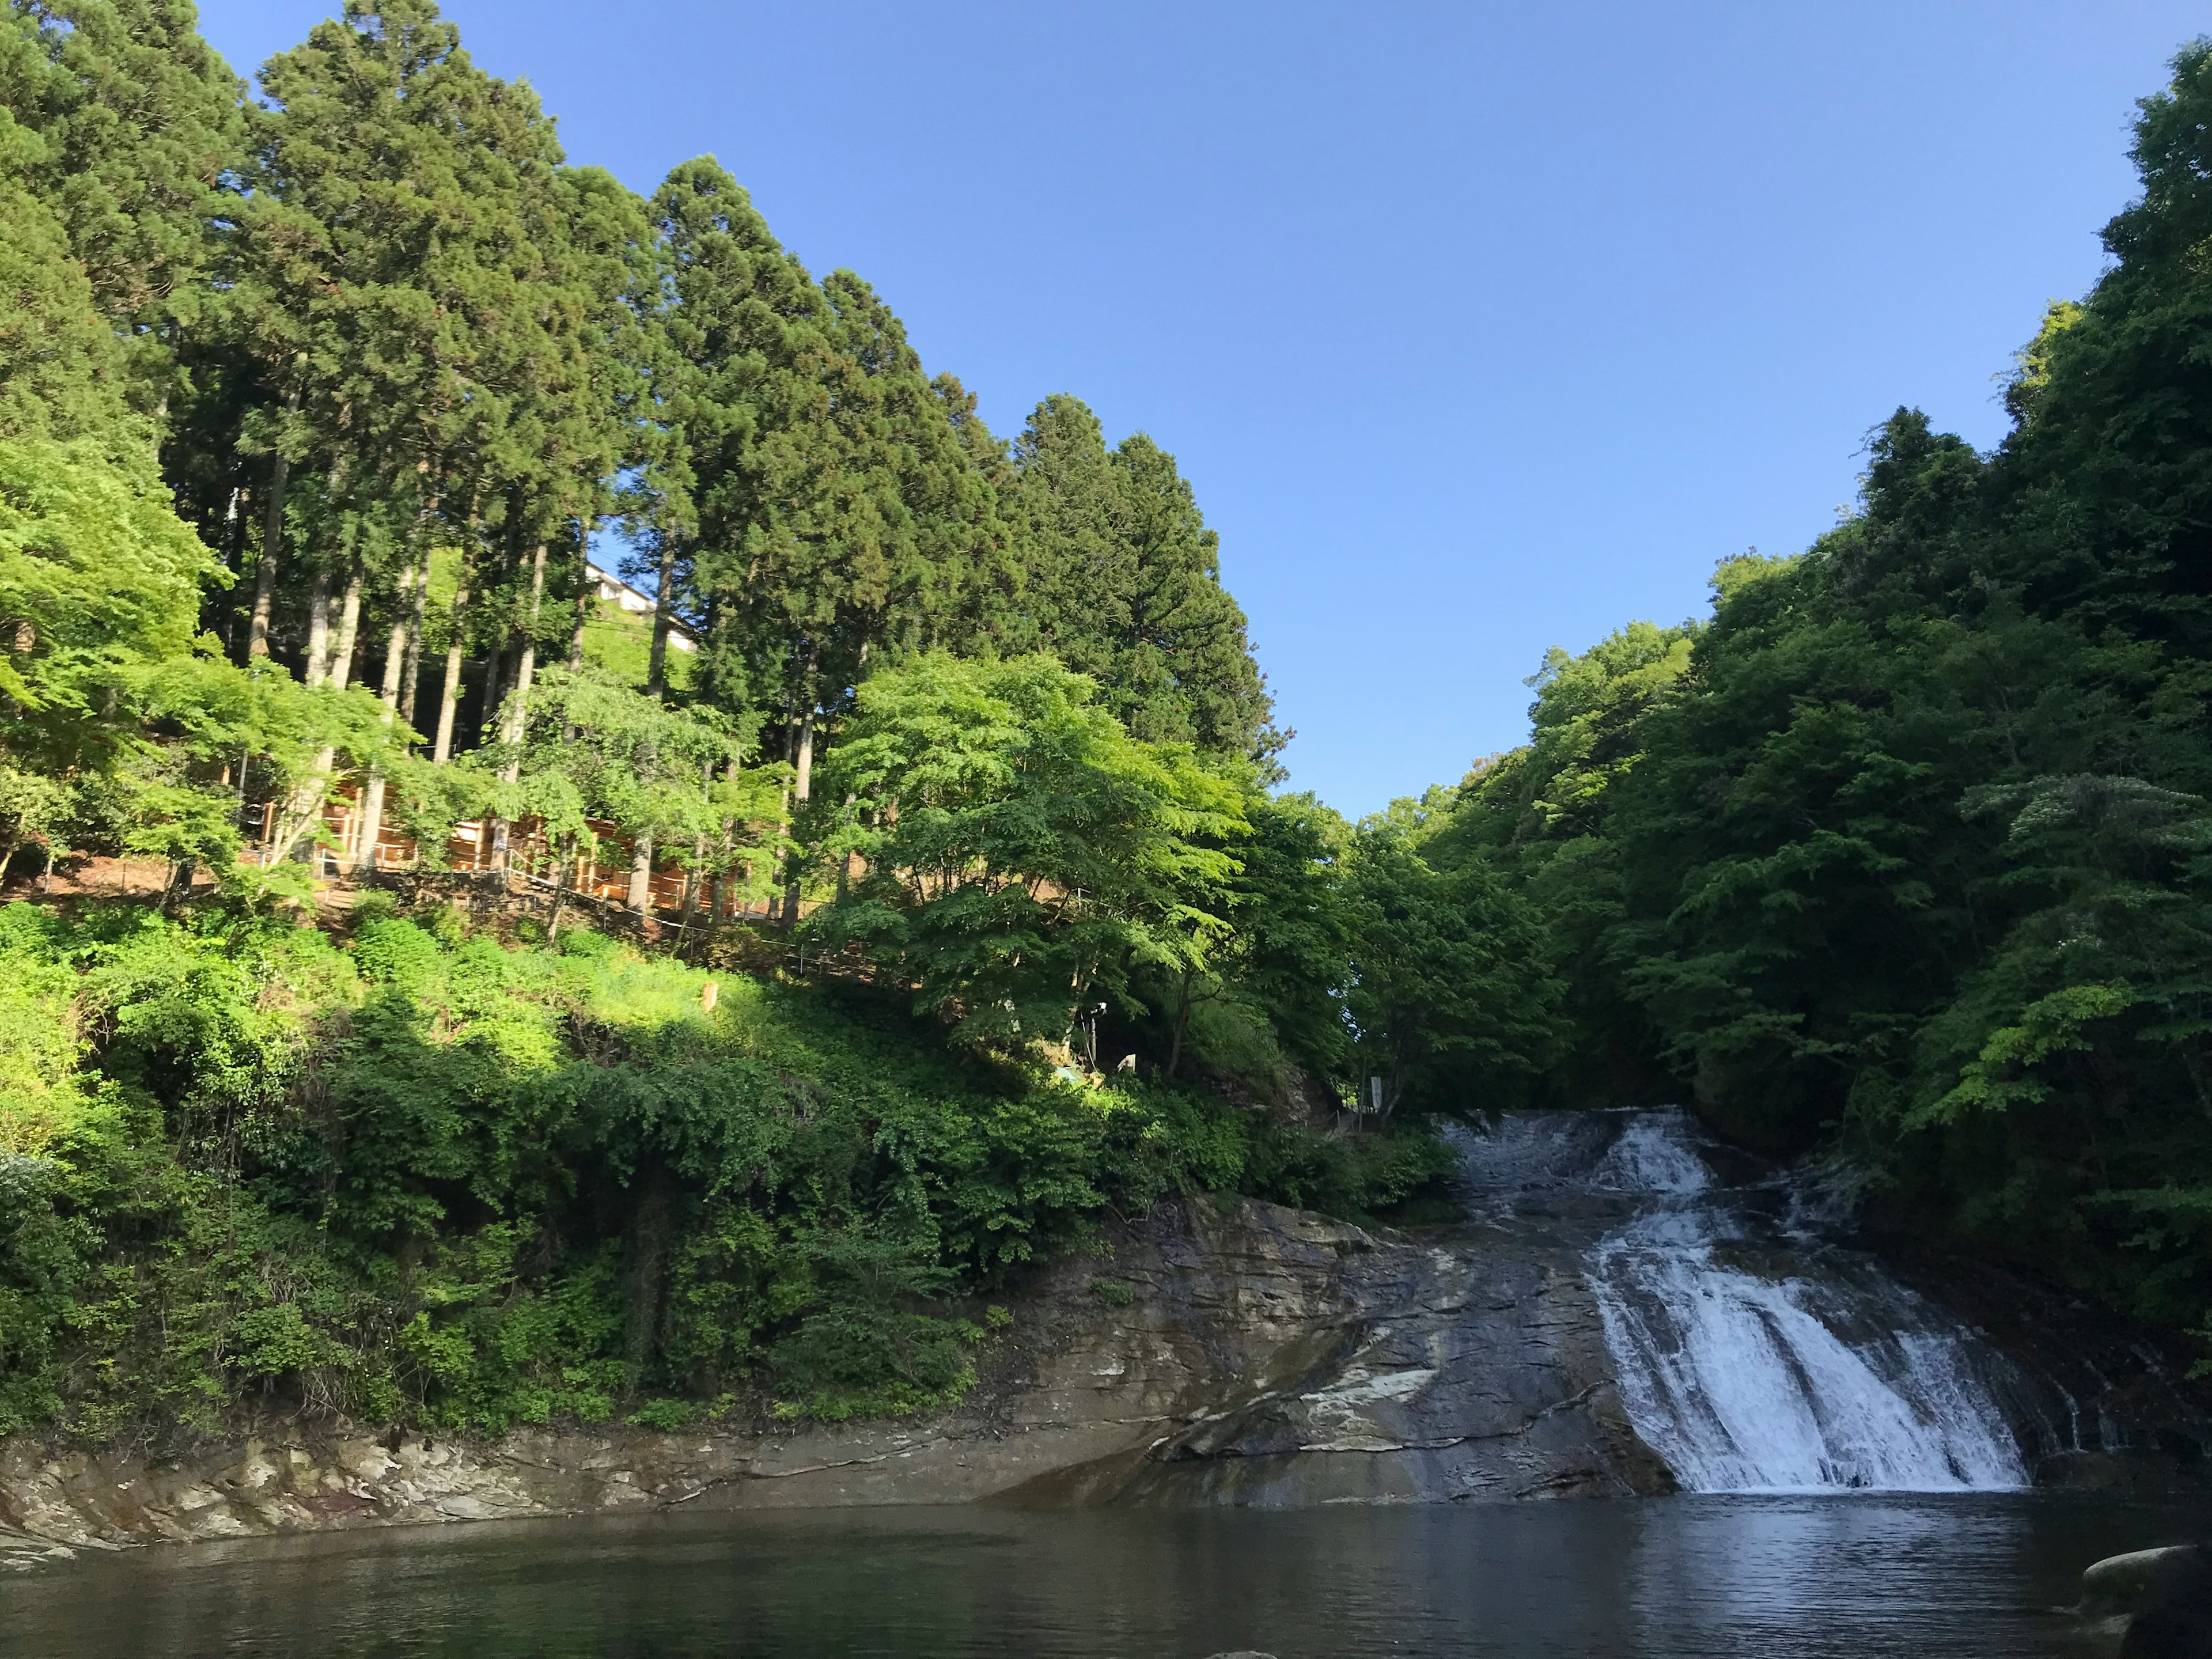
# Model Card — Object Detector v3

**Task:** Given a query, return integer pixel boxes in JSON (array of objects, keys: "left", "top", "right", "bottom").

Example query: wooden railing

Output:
[{"left": 256, "top": 783, "right": 809, "bottom": 922}]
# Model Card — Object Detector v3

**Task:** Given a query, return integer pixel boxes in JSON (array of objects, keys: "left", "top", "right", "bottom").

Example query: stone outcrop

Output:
[
  {"left": 5, "top": 1118, "right": 2207, "bottom": 1566},
  {"left": 0, "top": 1195, "right": 1666, "bottom": 1557},
  {"left": 2081, "top": 1544, "right": 2212, "bottom": 1657}
]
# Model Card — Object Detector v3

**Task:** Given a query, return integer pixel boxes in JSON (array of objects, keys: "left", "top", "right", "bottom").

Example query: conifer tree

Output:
[
  {"left": 0, "top": 0, "right": 247, "bottom": 416},
  {"left": 0, "top": 108, "right": 141, "bottom": 446},
  {"left": 642, "top": 157, "right": 817, "bottom": 710},
  {"left": 1008, "top": 395, "right": 1273, "bottom": 759},
  {"left": 477, "top": 164, "right": 656, "bottom": 856},
  {"left": 241, "top": 1, "right": 593, "bottom": 713}
]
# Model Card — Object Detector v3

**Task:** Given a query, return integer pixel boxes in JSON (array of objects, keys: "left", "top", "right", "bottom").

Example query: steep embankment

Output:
[
  {"left": 9, "top": 1110, "right": 2206, "bottom": 1563},
  {"left": 0, "top": 1192, "right": 1663, "bottom": 1554}
]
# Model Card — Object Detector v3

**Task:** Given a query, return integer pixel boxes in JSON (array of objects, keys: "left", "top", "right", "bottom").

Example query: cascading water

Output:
[{"left": 1456, "top": 1109, "right": 2031, "bottom": 1494}]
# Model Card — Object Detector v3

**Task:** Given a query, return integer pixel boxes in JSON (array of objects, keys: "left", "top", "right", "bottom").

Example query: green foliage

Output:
[
  {"left": 1007, "top": 394, "right": 1275, "bottom": 759},
  {"left": 0, "top": 0, "right": 1482, "bottom": 1456},
  {"left": 1, "top": 0, "right": 247, "bottom": 406},
  {"left": 809, "top": 652, "right": 1248, "bottom": 1059},
  {"left": 0, "top": 436, "right": 213, "bottom": 766},
  {"left": 1392, "top": 44, "right": 2212, "bottom": 1358},
  {"left": 351, "top": 915, "right": 441, "bottom": 993},
  {"left": 0, "top": 898, "right": 1441, "bottom": 1438},
  {"left": 0, "top": 113, "right": 142, "bottom": 446},
  {"left": 484, "top": 663, "right": 778, "bottom": 877},
  {"left": 1341, "top": 824, "right": 1562, "bottom": 1116}
]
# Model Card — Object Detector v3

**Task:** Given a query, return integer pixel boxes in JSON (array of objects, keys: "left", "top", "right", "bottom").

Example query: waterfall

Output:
[{"left": 1459, "top": 1110, "right": 2031, "bottom": 1494}]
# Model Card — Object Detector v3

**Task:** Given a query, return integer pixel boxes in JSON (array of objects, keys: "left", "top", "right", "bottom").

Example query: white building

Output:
[{"left": 586, "top": 560, "right": 696, "bottom": 652}]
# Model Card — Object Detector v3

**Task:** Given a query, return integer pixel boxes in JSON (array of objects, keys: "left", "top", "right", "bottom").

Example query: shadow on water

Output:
[{"left": 10, "top": 1494, "right": 2212, "bottom": 1658}]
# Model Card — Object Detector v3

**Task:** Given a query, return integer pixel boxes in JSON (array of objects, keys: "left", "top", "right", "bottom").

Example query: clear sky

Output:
[{"left": 195, "top": 0, "right": 2206, "bottom": 815}]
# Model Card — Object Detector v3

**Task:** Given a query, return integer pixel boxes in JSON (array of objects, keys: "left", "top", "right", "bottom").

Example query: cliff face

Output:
[
  {"left": 0, "top": 1196, "right": 1668, "bottom": 1556},
  {"left": 6, "top": 1157, "right": 2207, "bottom": 1563}
]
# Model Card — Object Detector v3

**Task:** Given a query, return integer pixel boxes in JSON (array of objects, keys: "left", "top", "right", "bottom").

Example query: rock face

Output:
[
  {"left": 1896, "top": 1254, "right": 2212, "bottom": 1494},
  {"left": 3, "top": 1108, "right": 2206, "bottom": 1556},
  {"left": 0, "top": 1194, "right": 1667, "bottom": 1553},
  {"left": 2082, "top": 1545, "right": 2212, "bottom": 1658},
  {"left": 998, "top": 1196, "right": 1671, "bottom": 1508}
]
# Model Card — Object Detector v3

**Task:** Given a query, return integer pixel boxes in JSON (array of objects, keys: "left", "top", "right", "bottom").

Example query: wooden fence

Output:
[{"left": 251, "top": 783, "right": 801, "bottom": 922}]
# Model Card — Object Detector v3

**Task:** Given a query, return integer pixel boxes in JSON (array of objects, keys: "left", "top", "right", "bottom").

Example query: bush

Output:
[
  {"left": 0, "top": 899, "right": 1457, "bottom": 1440},
  {"left": 351, "top": 916, "right": 442, "bottom": 993}
]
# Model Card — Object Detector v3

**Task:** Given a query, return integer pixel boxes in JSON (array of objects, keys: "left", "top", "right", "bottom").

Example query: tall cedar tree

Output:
[
  {"left": 240, "top": 0, "right": 590, "bottom": 699},
  {"left": 0, "top": 0, "right": 247, "bottom": 418},
  {"left": 1008, "top": 394, "right": 1273, "bottom": 759}
]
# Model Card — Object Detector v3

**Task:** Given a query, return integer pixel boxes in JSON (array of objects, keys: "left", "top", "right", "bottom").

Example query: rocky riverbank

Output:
[
  {"left": 0, "top": 1194, "right": 1665, "bottom": 1558},
  {"left": 6, "top": 1114, "right": 2210, "bottom": 1567}
]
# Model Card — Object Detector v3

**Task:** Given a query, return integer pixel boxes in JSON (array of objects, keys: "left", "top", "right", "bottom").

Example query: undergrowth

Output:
[{"left": 0, "top": 895, "right": 1450, "bottom": 1441}]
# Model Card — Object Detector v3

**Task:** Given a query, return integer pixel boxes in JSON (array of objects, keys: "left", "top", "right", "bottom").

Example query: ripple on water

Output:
[{"left": 7, "top": 1495, "right": 2210, "bottom": 1658}]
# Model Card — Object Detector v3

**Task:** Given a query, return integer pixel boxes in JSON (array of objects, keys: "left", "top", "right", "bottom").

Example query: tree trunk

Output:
[
  {"left": 622, "top": 543, "right": 671, "bottom": 919},
  {"left": 303, "top": 562, "right": 332, "bottom": 685},
  {"left": 351, "top": 558, "right": 416, "bottom": 876},
  {"left": 1166, "top": 968, "right": 1194, "bottom": 1081},
  {"left": 547, "top": 830, "right": 574, "bottom": 940},
  {"left": 328, "top": 562, "right": 363, "bottom": 690},
  {"left": 646, "top": 537, "right": 677, "bottom": 698},
  {"left": 627, "top": 831, "right": 654, "bottom": 917},
  {"left": 569, "top": 531, "right": 595, "bottom": 671},
  {"left": 431, "top": 548, "right": 474, "bottom": 764},
  {"left": 218, "top": 486, "right": 244, "bottom": 657},
  {"left": 246, "top": 396, "right": 296, "bottom": 661},
  {"left": 782, "top": 699, "right": 815, "bottom": 926},
  {"left": 397, "top": 551, "right": 429, "bottom": 732},
  {"left": 267, "top": 750, "right": 336, "bottom": 870},
  {"left": 508, "top": 544, "right": 547, "bottom": 755},
  {"left": 491, "top": 544, "right": 547, "bottom": 873},
  {"left": 353, "top": 782, "right": 387, "bottom": 880},
  {"left": 481, "top": 643, "right": 510, "bottom": 743},
  {"left": 276, "top": 555, "right": 358, "bottom": 866},
  {"left": 162, "top": 857, "right": 194, "bottom": 912}
]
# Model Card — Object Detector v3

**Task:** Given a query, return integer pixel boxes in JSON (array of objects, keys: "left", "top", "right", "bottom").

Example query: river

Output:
[
  {"left": 11, "top": 1494, "right": 2212, "bottom": 1657},
  {"left": 12, "top": 1108, "right": 2209, "bottom": 1653}
]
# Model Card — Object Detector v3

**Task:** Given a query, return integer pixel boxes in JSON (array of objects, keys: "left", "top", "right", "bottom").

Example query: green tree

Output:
[
  {"left": 1341, "top": 825, "right": 1559, "bottom": 1118},
  {"left": 239, "top": 0, "right": 594, "bottom": 707},
  {"left": 1994, "top": 37, "right": 2212, "bottom": 653},
  {"left": 811, "top": 652, "right": 1246, "bottom": 1057},
  {"left": 1191, "top": 787, "right": 1354, "bottom": 1085},
  {"left": 0, "top": 108, "right": 140, "bottom": 446},
  {"left": 1422, "top": 620, "right": 1694, "bottom": 1106},
  {"left": 1008, "top": 396, "right": 1274, "bottom": 759},
  {"left": 1, "top": 0, "right": 248, "bottom": 415},
  {"left": 475, "top": 664, "right": 779, "bottom": 931}
]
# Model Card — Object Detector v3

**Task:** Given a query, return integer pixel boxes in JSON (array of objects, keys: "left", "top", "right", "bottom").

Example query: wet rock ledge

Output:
[{"left": 0, "top": 1196, "right": 1666, "bottom": 1554}]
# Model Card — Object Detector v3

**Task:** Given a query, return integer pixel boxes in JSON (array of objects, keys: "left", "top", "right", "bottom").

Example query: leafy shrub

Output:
[
  {"left": 0, "top": 900, "right": 1455, "bottom": 1440},
  {"left": 353, "top": 917, "right": 442, "bottom": 993}
]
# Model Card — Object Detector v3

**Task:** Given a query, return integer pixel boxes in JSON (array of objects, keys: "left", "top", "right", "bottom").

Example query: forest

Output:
[{"left": 1, "top": 0, "right": 2209, "bottom": 1441}]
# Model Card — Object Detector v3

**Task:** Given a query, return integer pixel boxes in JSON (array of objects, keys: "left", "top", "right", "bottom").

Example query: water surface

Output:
[{"left": 12, "top": 1494, "right": 2209, "bottom": 1657}]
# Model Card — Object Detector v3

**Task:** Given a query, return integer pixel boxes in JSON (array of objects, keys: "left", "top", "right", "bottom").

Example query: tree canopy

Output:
[
  {"left": 1397, "top": 46, "right": 2212, "bottom": 1357},
  {"left": 9, "top": 2, "right": 2212, "bottom": 1438}
]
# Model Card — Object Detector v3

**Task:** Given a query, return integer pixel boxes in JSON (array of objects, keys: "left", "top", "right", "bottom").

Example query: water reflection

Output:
[{"left": 9, "top": 1495, "right": 2207, "bottom": 1658}]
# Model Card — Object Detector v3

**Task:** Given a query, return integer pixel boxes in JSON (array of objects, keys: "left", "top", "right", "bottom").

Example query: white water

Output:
[{"left": 1463, "top": 1111, "right": 2031, "bottom": 1494}]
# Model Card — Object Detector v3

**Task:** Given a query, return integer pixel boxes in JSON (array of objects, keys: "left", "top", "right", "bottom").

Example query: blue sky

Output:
[{"left": 197, "top": 1, "right": 2206, "bottom": 814}]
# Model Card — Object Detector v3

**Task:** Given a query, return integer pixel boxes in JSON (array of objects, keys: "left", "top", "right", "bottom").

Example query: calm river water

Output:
[{"left": 9, "top": 1494, "right": 2209, "bottom": 1658}]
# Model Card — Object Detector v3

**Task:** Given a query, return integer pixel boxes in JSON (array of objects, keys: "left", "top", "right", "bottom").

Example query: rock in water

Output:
[{"left": 2082, "top": 1545, "right": 2212, "bottom": 1658}]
